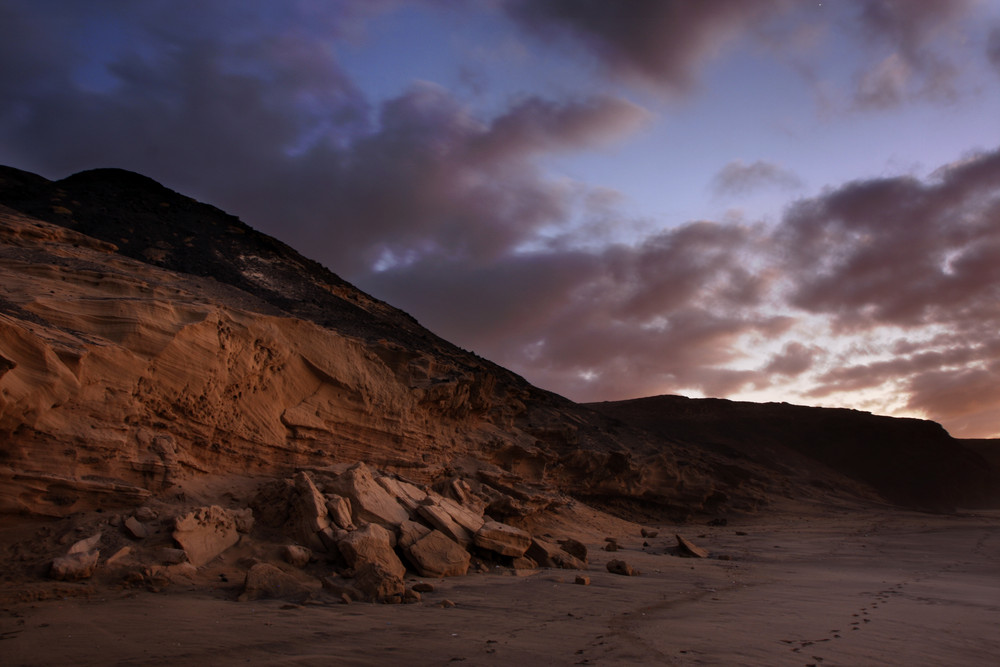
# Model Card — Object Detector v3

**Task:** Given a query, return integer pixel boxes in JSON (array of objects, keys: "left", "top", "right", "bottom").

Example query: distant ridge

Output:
[{"left": 588, "top": 394, "right": 1000, "bottom": 510}]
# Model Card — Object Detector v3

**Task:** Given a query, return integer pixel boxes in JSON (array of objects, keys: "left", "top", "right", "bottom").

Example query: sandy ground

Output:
[{"left": 2, "top": 502, "right": 998, "bottom": 666}]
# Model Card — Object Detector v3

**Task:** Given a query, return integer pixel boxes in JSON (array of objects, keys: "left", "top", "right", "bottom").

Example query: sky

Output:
[{"left": 1, "top": 0, "right": 999, "bottom": 438}]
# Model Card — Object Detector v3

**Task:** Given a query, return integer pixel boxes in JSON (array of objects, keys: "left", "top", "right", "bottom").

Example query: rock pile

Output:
[{"left": 46, "top": 461, "right": 589, "bottom": 603}]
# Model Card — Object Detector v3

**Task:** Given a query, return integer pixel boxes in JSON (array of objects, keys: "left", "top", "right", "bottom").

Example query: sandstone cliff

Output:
[{"left": 0, "top": 166, "right": 772, "bottom": 521}]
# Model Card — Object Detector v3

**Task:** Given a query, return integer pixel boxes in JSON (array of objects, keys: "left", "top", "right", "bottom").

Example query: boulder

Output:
[
  {"left": 558, "top": 538, "right": 588, "bottom": 563},
  {"left": 326, "top": 463, "right": 409, "bottom": 527},
  {"left": 397, "top": 519, "right": 432, "bottom": 550},
  {"left": 353, "top": 561, "right": 405, "bottom": 603},
  {"left": 324, "top": 494, "right": 355, "bottom": 530},
  {"left": 289, "top": 472, "right": 331, "bottom": 550},
  {"left": 474, "top": 520, "right": 531, "bottom": 557},
  {"left": 50, "top": 551, "right": 99, "bottom": 581},
  {"left": 124, "top": 516, "right": 148, "bottom": 540},
  {"left": 238, "top": 563, "right": 312, "bottom": 602},
  {"left": 406, "top": 530, "right": 471, "bottom": 578},
  {"left": 606, "top": 559, "right": 638, "bottom": 576},
  {"left": 337, "top": 523, "right": 406, "bottom": 580},
  {"left": 134, "top": 506, "right": 158, "bottom": 522},
  {"left": 282, "top": 544, "right": 313, "bottom": 568},
  {"left": 172, "top": 506, "right": 240, "bottom": 567},
  {"left": 526, "top": 537, "right": 587, "bottom": 570},
  {"left": 231, "top": 508, "right": 255, "bottom": 534},
  {"left": 159, "top": 547, "right": 188, "bottom": 565}
]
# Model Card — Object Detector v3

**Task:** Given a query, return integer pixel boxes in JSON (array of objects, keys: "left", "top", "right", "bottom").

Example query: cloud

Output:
[
  {"left": 503, "top": 0, "right": 797, "bottom": 92},
  {"left": 849, "top": 0, "right": 974, "bottom": 108},
  {"left": 366, "top": 218, "right": 787, "bottom": 402},
  {"left": 712, "top": 160, "right": 803, "bottom": 196},
  {"left": 0, "top": 2, "right": 649, "bottom": 278},
  {"left": 988, "top": 26, "right": 1000, "bottom": 75},
  {"left": 764, "top": 342, "right": 818, "bottom": 376},
  {"left": 779, "top": 147, "right": 1000, "bottom": 329}
]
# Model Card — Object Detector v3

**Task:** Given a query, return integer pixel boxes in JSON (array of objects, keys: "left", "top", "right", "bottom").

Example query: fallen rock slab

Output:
[
  {"left": 676, "top": 534, "right": 709, "bottom": 558},
  {"left": 290, "top": 472, "right": 332, "bottom": 550},
  {"left": 526, "top": 537, "right": 587, "bottom": 570},
  {"left": 474, "top": 520, "right": 531, "bottom": 557}
]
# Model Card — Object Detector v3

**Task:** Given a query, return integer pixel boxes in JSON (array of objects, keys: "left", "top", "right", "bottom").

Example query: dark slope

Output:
[{"left": 589, "top": 395, "right": 1000, "bottom": 511}]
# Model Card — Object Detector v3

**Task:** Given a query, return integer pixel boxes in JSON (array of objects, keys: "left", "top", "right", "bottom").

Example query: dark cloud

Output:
[
  {"left": 0, "top": 2, "right": 648, "bottom": 277},
  {"left": 504, "top": 0, "right": 797, "bottom": 92},
  {"left": 366, "top": 219, "right": 786, "bottom": 402},
  {"left": 988, "top": 26, "right": 1000, "bottom": 75},
  {"left": 850, "top": 0, "right": 974, "bottom": 108},
  {"left": 712, "top": 160, "right": 803, "bottom": 196},
  {"left": 764, "top": 342, "right": 818, "bottom": 376}
]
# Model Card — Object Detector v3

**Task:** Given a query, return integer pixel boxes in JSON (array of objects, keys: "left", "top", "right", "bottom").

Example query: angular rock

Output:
[
  {"left": 606, "top": 559, "right": 637, "bottom": 576},
  {"left": 324, "top": 494, "right": 355, "bottom": 530},
  {"left": 437, "top": 496, "right": 485, "bottom": 535},
  {"left": 406, "top": 530, "right": 471, "bottom": 578},
  {"left": 575, "top": 575, "right": 591, "bottom": 585},
  {"left": 290, "top": 472, "right": 331, "bottom": 550},
  {"left": 159, "top": 547, "right": 188, "bottom": 565},
  {"left": 640, "top": 527, "right": 659, "bottom": 538},
  {"left": 526, "top": 537, "right": 587, "bottom": 570},
  {"left": 172, "top": 505, "right": 240, "bottom": 567},
  {"left": 376, "top": 476, "right": 428, "bottom": 514},
  {"left": 231, "top": 508, "right": 255, "bottom": 534},
  {"left": 134, "top": 507, "right": 158, "bottom": 522},
  {"left": 397, "top": 519, "right": 432, "bottom": 550},
  {"left": 105, "top": 546, "right": 132, "bottom": 566},
  {"left": 50, "top": 551, "right": 99, "bottom": 581},
  {"left": 326, "top": 463, "right": 409, "bottom": 527},
  {"left": 417, "top": 503, "right": 472, "bottom": 547},
  {"left": 124, "top": 516, "right": 148, "bottom": 540},
  {"left": 337, "top": 523, "right": 406, "bottom": 580},
  {"left": 353, "top": 561, "right": 405, "bottom": 602},
  {"left": 676, "top": 534, "right": 709, "bottom": 558},
  {"left": 474, "top": 520, "right": 531, "bottom": 557},
  {"left": 559, "top": 538, "right": 588, "bottom": 563},
  {"left": 238, "top": 563, "right": 312, "bottom": 602},
  {"left": 282, "top": 544, "right": 313, "bottom": 568},
  {"left": 511, "top": 556, "right": 537, "bottom": 570},
  {"left": 68, "top": 533, "right": 102, "bottom": 555}
]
